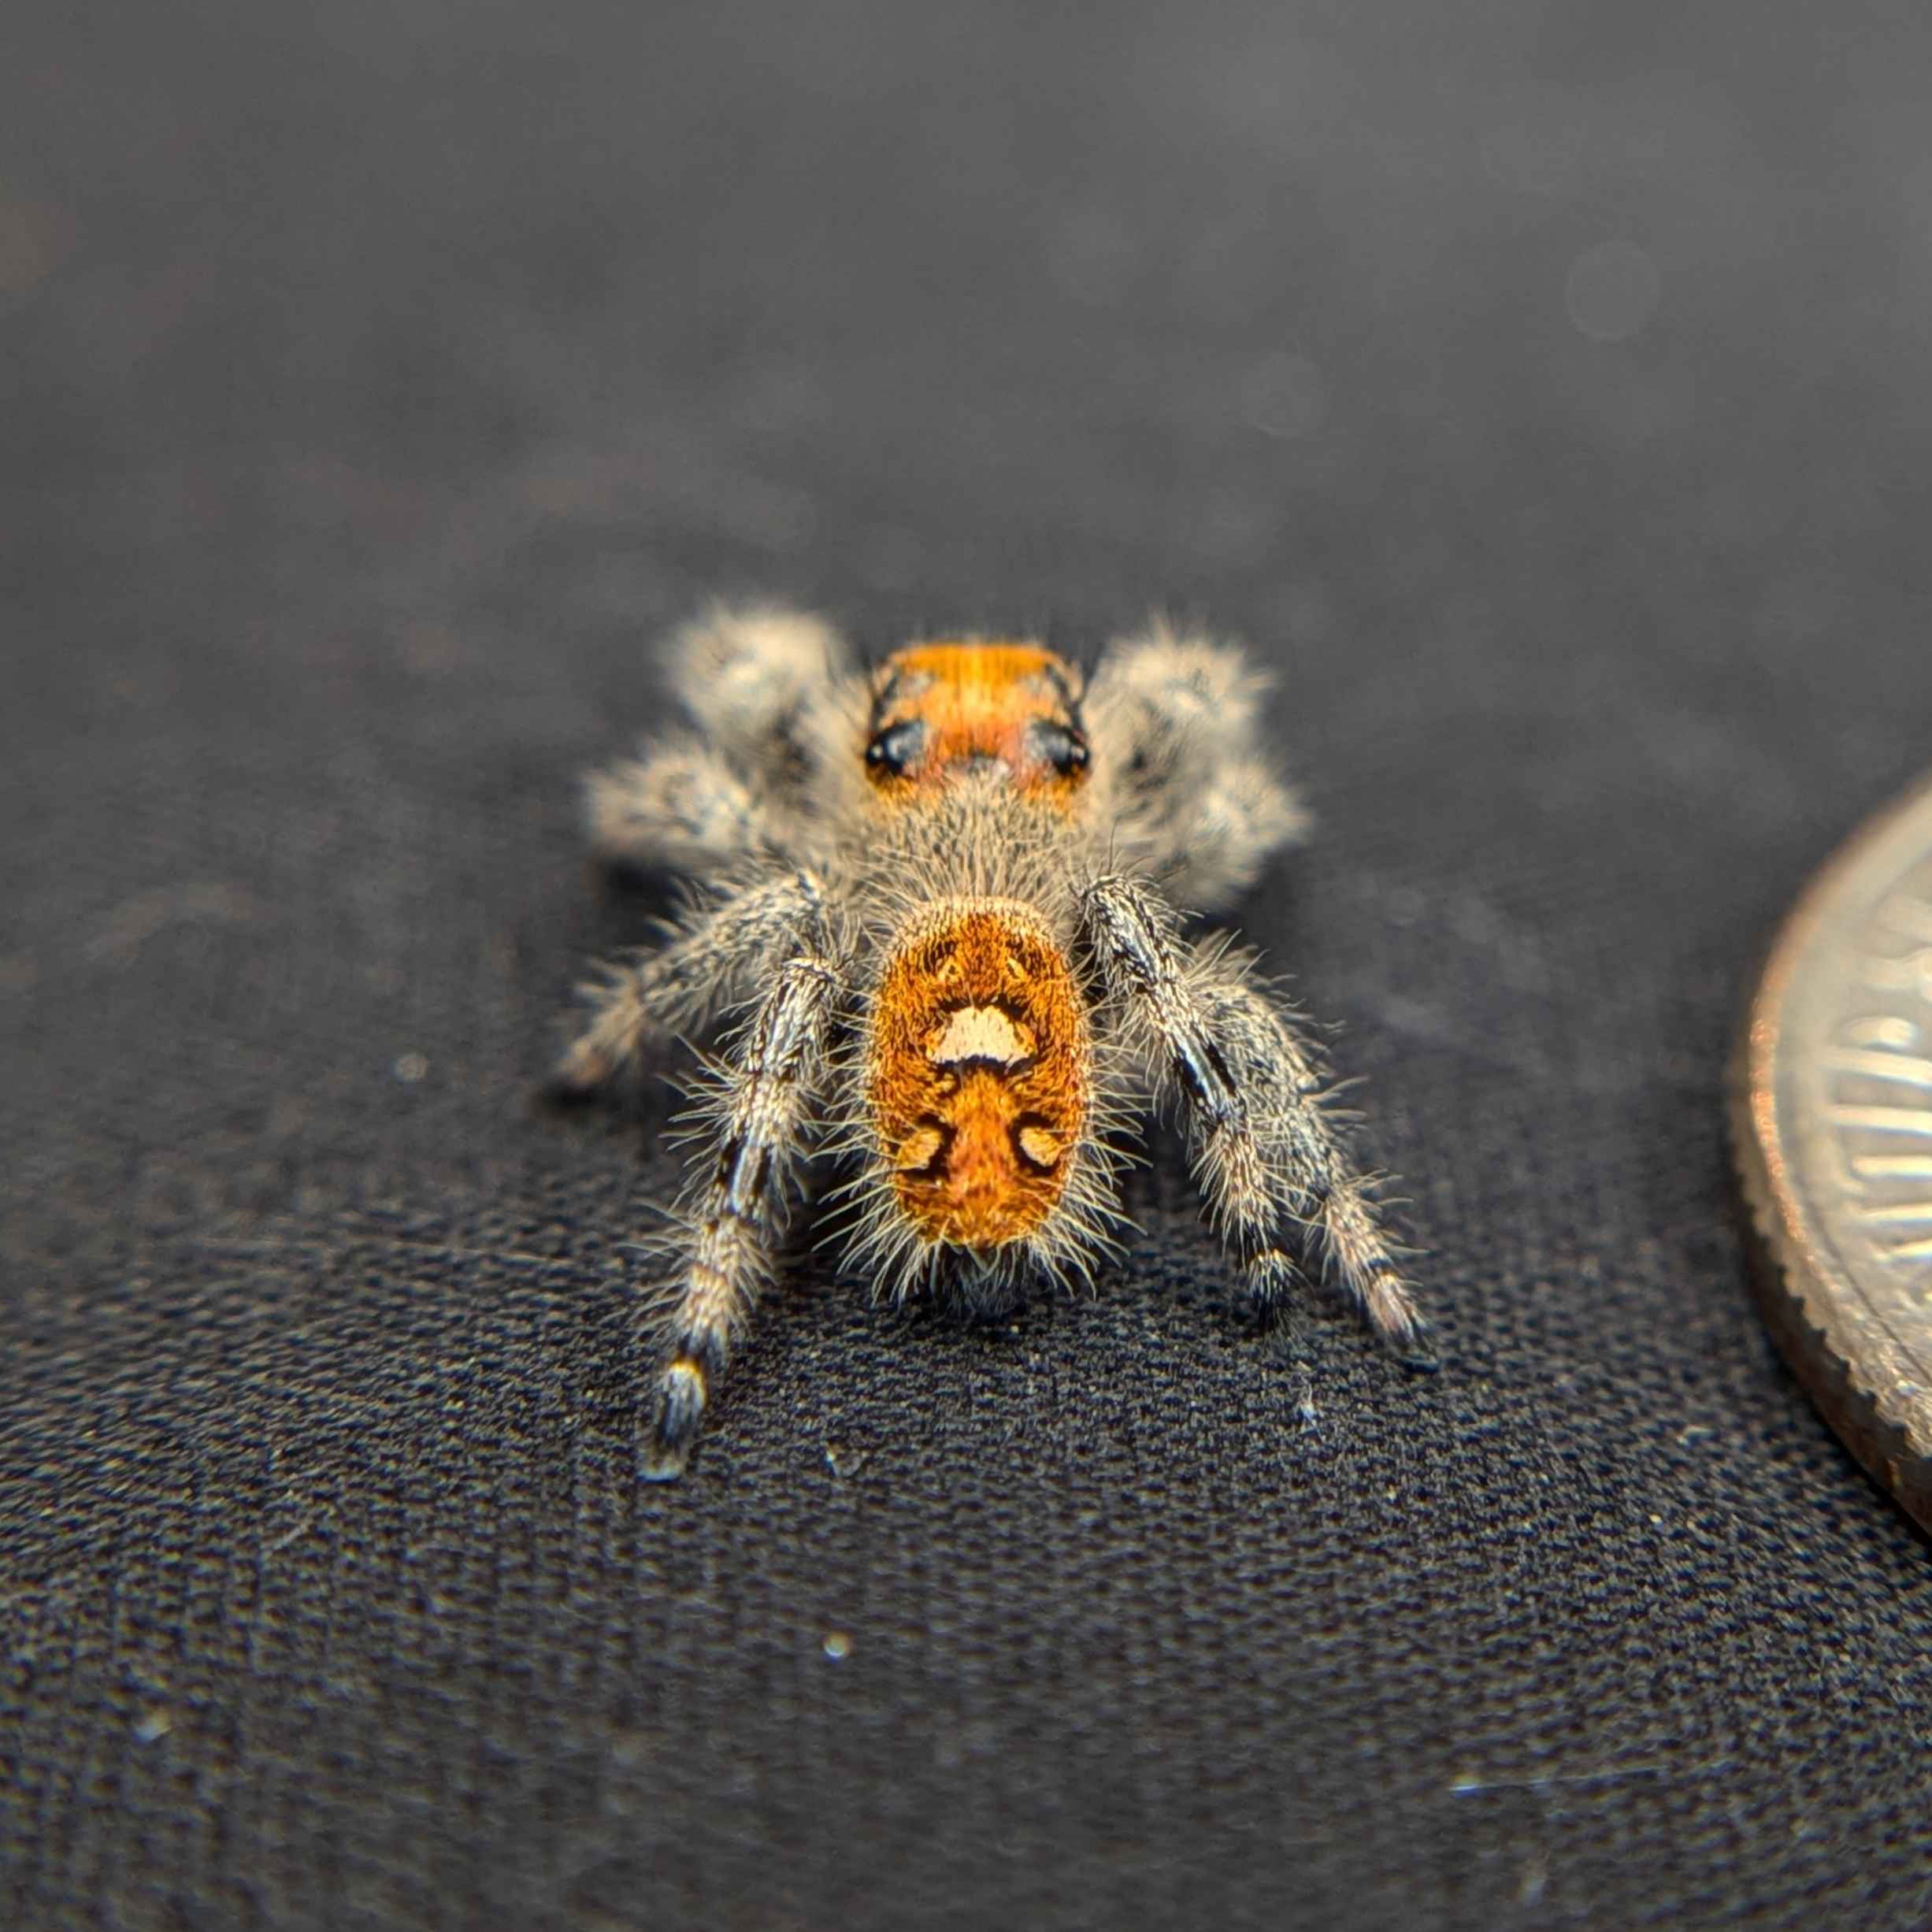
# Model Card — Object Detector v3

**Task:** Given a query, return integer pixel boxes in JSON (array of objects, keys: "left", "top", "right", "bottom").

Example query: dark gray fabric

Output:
[{"left": 9, "top": 4, "right": 1932, "bottom": 1926}]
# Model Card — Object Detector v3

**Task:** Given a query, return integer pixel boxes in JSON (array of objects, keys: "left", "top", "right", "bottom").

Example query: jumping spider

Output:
[{"left": 552, "top": 606, "right": 1425, "bottom": 1477}]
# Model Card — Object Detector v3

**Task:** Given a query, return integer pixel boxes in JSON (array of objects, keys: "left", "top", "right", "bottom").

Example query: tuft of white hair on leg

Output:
[
  {"left": 584, "top": 734, "right": 768, "bottom": 872},
  {"left": 1085, "top": 619, "right": 1277, "bottom": 761},
  {"left": 669, "top": 603, "right": 871, "bottom": 832},
  {"left": 673, "top": 603, "right": 849, "bottom": 752},
  {"left": 1168, "top": 757, "right": 1311, "bottom": 907},
  {"left": 1085, "top": 620, "right": 1307, "bottom": 908}
]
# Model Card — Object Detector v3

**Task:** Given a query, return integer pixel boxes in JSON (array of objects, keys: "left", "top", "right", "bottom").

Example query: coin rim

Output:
[{"left": 1732, "top": 769, "right": 1932, "bottom": 1536}]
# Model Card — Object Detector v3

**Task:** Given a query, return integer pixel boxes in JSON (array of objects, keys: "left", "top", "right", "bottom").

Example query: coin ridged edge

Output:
[{"left": 1730, "top": 773, "right": 1932, "bottom": 1537}]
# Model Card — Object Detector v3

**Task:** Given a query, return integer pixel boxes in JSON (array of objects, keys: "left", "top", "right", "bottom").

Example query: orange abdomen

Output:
[{"left": 868, "top": 903, "right": 1088, "bottom": 1249}]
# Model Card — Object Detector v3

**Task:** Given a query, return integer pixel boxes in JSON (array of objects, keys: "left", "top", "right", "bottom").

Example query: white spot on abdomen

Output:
[{"left": 928, "top": 1004, "right": 1035, "bottom": 1068}]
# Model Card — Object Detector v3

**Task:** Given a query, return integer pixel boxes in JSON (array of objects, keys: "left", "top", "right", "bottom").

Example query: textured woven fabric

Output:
[{"left": 9, "top": 4, "right": 1932, "bottom": 1926}]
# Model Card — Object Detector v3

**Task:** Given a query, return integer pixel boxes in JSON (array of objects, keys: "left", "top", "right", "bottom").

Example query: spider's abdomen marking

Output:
[{"left": 868, "top": 900, "right": 1089, "bottom": 1249}]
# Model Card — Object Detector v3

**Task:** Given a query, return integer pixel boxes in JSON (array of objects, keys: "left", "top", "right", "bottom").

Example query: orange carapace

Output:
[{"left": 863, "top": 642, "right": 1090, "bottom": 805}]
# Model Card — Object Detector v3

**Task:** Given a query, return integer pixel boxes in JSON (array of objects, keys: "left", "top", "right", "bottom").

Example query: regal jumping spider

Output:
[{"left": 553, "top": 606, "right": 1424, "bottom": 1476}]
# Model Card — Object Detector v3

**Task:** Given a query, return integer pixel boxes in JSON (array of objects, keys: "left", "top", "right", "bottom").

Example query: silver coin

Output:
[{"left": 1734, "top": 772, "right": 1932, "bottom": 1531}]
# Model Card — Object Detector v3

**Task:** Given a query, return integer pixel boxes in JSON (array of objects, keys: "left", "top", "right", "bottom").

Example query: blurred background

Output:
[{"left": 8, "top": 3, "right": 1932, "bottom": 1927}]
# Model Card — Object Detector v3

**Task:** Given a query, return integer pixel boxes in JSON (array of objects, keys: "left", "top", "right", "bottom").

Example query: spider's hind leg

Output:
[
  {"left": 550, "top": 870, "right": 830, "bottom": 1096},
  {"left": 1078, "top": 873, "right": 1428, "bottom": 1361},
  {"left": 638, "top": 939, "right": 845, "bottom": 1479}
]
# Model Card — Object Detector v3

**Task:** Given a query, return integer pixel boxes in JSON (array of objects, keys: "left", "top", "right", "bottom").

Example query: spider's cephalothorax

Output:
[{"left": 554, "top": 606, "right": 1425, "bottom": 1477}]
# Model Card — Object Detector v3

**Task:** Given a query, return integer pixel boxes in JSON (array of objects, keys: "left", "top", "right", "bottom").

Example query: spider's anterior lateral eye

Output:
[
  {"left": 1032, "top": 721, "right": 1090, "bottom": 777},
  {"left": 866, "top": 719, "right": 925, "bottom": 777}
]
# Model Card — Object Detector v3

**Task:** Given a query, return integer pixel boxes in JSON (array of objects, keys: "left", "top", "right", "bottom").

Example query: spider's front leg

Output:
[
  {"left": 550, "top": 870, "right": 829, "bottom": 1095},
  {"left": 586, "top": 602, "right": 855, "bottom": 873},
  {"left": 585, "top": 736, "right": 773, "bottom": 875},
  {"left": 640, "top": 936, "right": 845, "bottom": 1479},
  {"left": 1078, "top": 873, "right": 1426, "bottom": 1356}
]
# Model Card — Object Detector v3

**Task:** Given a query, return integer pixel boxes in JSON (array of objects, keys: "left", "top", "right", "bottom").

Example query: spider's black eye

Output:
[
  {"left": 865, "top": 719, "right": 925, "bottom": 777},
  {"left": 1032, "top": 721, "right": 1090, "bottom": 777}
]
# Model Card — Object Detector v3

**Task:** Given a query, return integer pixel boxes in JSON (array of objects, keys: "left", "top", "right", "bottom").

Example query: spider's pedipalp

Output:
[{"left": 1077, "top": 871, "right": 1423, "bottom": 1351}]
